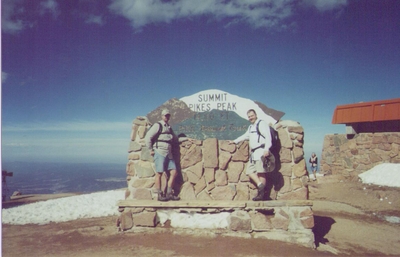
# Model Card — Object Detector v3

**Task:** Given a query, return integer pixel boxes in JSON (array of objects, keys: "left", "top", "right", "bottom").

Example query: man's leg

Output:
[
  {"left": 248, "top": 173, "right": 261, "bottom": 185},
  {"left": 249, "top": 172, "right": 266, "bottom": 201},
  {"left": 155, "top": 172, "right": 162, "bottom": 191},
  {"left": 153, "top": 151, "right": 168, "bottom": 201},
  {"left": 165, "top": 169, "right": 180, "bottom": 200},
  {"left": 165, "top": 155, "right": 180, "bottom": 201},
  {"left": 167, "top": 169, "right": 177, "bottom": 189},
  {"left": 155, "top": 172, "right": 168, "bottom": 201}
]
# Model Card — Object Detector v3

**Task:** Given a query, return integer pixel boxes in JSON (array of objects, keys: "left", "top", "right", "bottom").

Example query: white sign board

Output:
[{"left": 180, "top": 89, "right": 277, "bottom": 125}]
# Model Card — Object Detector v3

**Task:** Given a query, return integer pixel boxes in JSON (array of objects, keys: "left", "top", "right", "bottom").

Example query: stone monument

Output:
[
  {"left": 119, "top": 89, "right": 314, "bottom": 248},
  {"left": 127, "top": 89, "right": 308, "bottom": 200}
]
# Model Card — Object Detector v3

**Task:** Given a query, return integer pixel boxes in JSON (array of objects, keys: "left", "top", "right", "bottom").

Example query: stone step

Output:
[{"left": 118, "top": 199, "right": 313, "bottom": 210}]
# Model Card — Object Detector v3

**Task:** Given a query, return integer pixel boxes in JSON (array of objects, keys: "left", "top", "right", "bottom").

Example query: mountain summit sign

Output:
[
  {"left": 183, "top": 91, "right": 237, "bottom": 112},
  {"left": 180, "top": 89, "right": 282, "bottom": 124},
  {"left": 146, "top": 89, "right": 285, "bottom": 140}
]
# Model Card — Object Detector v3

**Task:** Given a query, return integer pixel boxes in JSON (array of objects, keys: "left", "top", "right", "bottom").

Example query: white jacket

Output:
[{"left": 233, "top": 119, "right": 272, "bottom": 161}]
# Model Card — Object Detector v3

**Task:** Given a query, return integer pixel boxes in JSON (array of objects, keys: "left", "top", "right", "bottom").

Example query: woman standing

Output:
[{"left": 309, "top": 153, "right": 318, "bottom": 181}]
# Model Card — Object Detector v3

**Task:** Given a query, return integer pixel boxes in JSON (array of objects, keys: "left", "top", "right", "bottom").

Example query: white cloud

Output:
[
  {"left": 1, "top": 0, "right": 25, "bottom": 34},
  {"left": 39, "top": 0, "right": 60, "bottom": 18},
  {"left": 2, "top": 121, "right": 131, "bottom": 132},
  {"left": 84, "top": 14, "right": 105, "bottom": 25},
  {"left": 109, "top": 0, "right": 348, "bottom": 31},
  {"left": 1, "top": 121, "right": 130, "bottom": 163},
  {"left": 303, "top": 0, "right": 348, "bottom": 12},
  {"left": 2, "top": 136, "right": 128, "bottom": 163},
  {"left": 1, "top": 0, "right": 60, "bottom": 34}
]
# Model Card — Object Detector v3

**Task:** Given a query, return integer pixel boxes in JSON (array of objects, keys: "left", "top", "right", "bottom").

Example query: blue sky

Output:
[{"left": 1, "top": 0, "right": 399, "bottom": 165}]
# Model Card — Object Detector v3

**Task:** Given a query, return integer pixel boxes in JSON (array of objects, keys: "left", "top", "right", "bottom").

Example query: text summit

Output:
[{"left": 189, "top": 93, "right": 237, "bottom": 112}]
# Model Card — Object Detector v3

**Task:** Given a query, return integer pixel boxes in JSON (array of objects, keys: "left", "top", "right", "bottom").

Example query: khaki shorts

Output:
[{"left": 246, "top": 160, "right": 266, "bottom": 175}]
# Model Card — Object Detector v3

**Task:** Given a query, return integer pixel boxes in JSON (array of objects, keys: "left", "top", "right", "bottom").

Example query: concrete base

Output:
[{"left": 117, "top": 200, "right": 316, "bottom": 249}]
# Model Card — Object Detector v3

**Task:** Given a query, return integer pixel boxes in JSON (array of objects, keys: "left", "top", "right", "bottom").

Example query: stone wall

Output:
[
  {"left": 321, "top": 132, "right": 400, "bottom": 179},
  {"left": 125, "top": 117, "right": 309, "bottom": 201},
  {"left": 118, "top": 116, "right": 314, "bottom": 248},
  {"left": 117, "top": 201, "right": 315, "bottom": 248}
]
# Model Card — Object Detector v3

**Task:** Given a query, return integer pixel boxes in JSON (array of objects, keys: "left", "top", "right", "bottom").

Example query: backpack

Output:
[
  {"left": 255, "top": 120, "right": 279, "bottom": 152},
  {"left": 150, "top": 122, "right": 174, "bottom": 148}
]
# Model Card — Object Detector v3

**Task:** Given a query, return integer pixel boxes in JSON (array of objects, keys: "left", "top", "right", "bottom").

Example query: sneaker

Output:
[
  {"left": 157, "top": 192, "right": 168, "bottom": 202},
  {"left": 166, "top": 192, "right": 180, "bottom": 201}
]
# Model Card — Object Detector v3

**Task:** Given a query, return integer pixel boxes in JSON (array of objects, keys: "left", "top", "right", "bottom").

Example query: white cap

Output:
[{"left": 161, "top": 109, "right": 170, "bottom": 116}]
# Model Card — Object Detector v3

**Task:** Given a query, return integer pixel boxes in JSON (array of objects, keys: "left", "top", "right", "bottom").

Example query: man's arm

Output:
[
  {"left": 228, "top": 129, "right": 249, "bottom": 145},
  {"left": 145, "top": 123, "right": 161, "bottom": 151}
]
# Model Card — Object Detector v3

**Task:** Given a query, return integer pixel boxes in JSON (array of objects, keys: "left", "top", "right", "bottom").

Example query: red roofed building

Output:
[
  {"left": 332, "top": 98, "right": 400, "bottom": 134},
  {"left": 320, "top": 98, "right": 400, "bottom": 179}
]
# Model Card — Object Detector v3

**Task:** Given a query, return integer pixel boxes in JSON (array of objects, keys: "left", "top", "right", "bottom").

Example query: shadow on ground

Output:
[{"left": 313, "top": 215, "right": 336, "bottom": 247}]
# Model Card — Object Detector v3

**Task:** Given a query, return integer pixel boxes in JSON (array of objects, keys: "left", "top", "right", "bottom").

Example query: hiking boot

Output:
[
  {"left": 252, "top": 191, "right": 265, "bottom": 201},
  {"left": 166, "top": 192, "right": 180, "bottom": 201},
  {"left": 252, "top": 183, "right": 265, "bottom": 201},
  {"left": 157, "top": 192, "right": 168, "bottom": 202}
]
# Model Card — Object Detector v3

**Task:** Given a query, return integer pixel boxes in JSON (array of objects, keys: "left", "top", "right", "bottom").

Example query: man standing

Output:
[
  {"left": 230, "top": 109, "right": 272, "bottom": 201},
  {"left": 145, "top": 109, "right": 191, "bottom": 201}
]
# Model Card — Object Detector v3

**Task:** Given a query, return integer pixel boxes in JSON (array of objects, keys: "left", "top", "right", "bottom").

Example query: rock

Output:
[
  {"left": 278, "top": 128, "right": 292, "bottom": 149},
  {"left": 197, "top": 190, "right": 213, "bottom": 200},
  {"left": 204, "top": 168, "right": 215, "bottom": 183},
  {"left": 127, "top": 152, "right": 140, "bottom": 161},
  {"left": 137, "top": 125, "right": 147, "bottom": 139},
  {"left": 181, "top": 144, "right": 202, "bottom": 169},
  {"left": 189, "top": 161, "right": 203, "bottom": 179},
  {"left": 218, "top": 151, "right": 232, "bottom": 170},
  {"left": 215, "top": 169, "right": 228, "bottom": 186},
  {"left": 293, "top": 159, "right": 307, "bottom": 177},
  {"left": 126, "top": 161, "right": 135, "bottom": 176},
  {"left": 231, "top": 141, "right": 249, "bottom": 162},
  {"left": 134, "top": 160, "right": 155, "bottom": 178},
  {"left": 133, "top": 116, "right": 149, "bottom": 126},
  {"left": 279, "top": 176, "right": 291, "bottom": 193},
  {"left": 119, "top": 211, "right": 133, "bottom": 231},
  {"left": 227, "top": 161, "right": 244, "bottom": 183},
  {"left": 287, "top": 125, "right": 304, "bottom": 134},
  {"left": 206, "top": 182, "right": 216, "bottom": 192},
  {"left": 219, "top": 140, "right": 236, "bottom": 153},
  {"left": 292, "top": 147, "right": 304, "bottom": 163},
  {"left": 279, "top": 148, "right": 292, "bottom": 163},
  {"left": 128, "top": 141, "right": 142, "bottom": 152},
  {"left": 194, "top": 177, "right": 207, "bottom": 195},
  {"left": 299, "top": 208, "right": 314, "bottom": 229},
  {"left": 279, "top": 163, "right": 293, "bottom": 177},
  {"left": 278, "top": 187, "right": 308, "bottom": 200},
  {"left": 250, "top": 211, "right": 273, "bottom": 230},
  {"left": 179, "top": 182, "right": 196, "bottom": 200},
  {"left": 234, "top": 183, "right": 249, "bottom": 201},
  {"left": 131, "top": 124, "right": 139, "bottom": 141},
  {"left": 271, "top": 208, "right": 290, "bottom": 230},
  {"left": 132, "top": 211, "right": 157, "bottom": 227},
  {"left": 125, "top": 189, "right": 130, "bottom": 199},
  {"left": 203, "top": 138, "right": 219, "bottom": 168},
  {"left": 186, "top": 170, "right": 200, "bottom": 184},
  {"left": 132, "top": 178, "right": 155, "bottom": 188},
  {"left": 211, "top": 185, "right": 236, "bottom": 200},
  {"left": 140, "top": 147, "right": 153, "bottom": 162},
  {"left": 229, "top": 211, "right": 252, "bottom": 232},
  {"left": 132, "top": 188, "right": 152, "bottom": 200}
]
